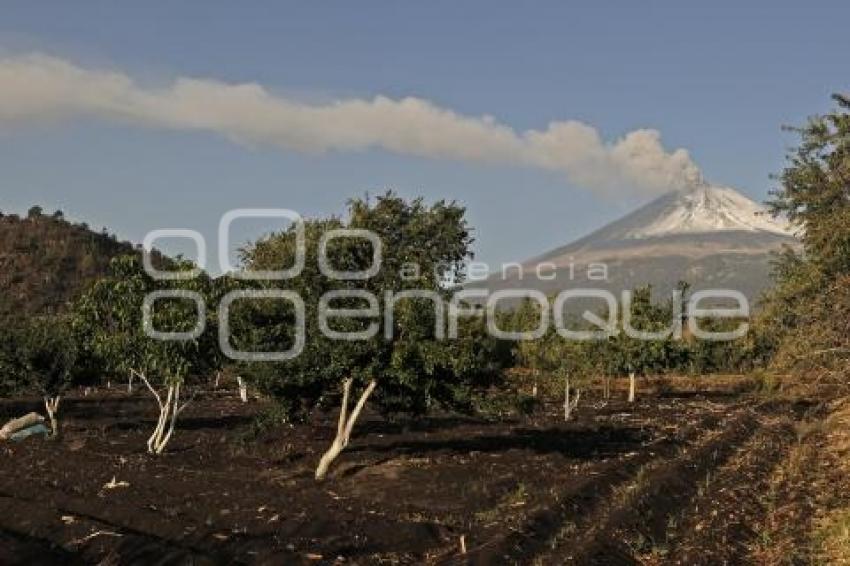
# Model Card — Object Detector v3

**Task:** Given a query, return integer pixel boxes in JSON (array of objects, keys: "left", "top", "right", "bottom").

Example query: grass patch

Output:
[{"left": 813, "top": 508, "right": 850, "bottom": 564}]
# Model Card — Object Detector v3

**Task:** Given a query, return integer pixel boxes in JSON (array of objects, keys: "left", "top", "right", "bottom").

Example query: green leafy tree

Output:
[
  {"left": 534, "top": 331, "right": 595, "bottom": 420},
  {"left": 73, "top": 255, "right": 217, "bottom": 453},
  {"left": 512, "top": 299, "right": 549, "bottom": 397},
  {"left": 551, "top": 336, "right": 597, "bottom": 420},
  {"left": 237, "top": 192, "right": 495, "bottom": 479},
  {"left": 758, "top": 94, "right": 850, "bottom": 375},
  {"left": 769, "top": 94, "right": 850, "bottom": 280},
  {"left": 599, "top": 286, "right": 688, "bottom": 402},
  {"left": 16, "top": 317, "right": 78, "bottom": 437},
  {"left": 512, "top": 298, "right": 600, "bottom": 419}
]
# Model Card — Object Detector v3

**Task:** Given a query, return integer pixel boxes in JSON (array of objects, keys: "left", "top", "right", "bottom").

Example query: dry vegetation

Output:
[
  {"left": 750, "top": 394, "right": 850, "bottom": 565},
  {"left": 0, "top": 210, "right": 136, "bottom": 320}
]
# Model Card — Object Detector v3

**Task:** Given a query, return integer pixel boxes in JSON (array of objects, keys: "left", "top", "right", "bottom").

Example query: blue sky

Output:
[{"left": 1, "top": 2, "right": 848, "bottom": 271}]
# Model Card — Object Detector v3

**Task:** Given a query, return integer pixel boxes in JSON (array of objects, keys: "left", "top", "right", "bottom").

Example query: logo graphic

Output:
[{"left": 142, "top": 209, "right": 750, "bottom": 360}]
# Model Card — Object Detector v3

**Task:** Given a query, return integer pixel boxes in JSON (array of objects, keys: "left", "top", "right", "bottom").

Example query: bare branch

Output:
[
  {"left": 176, "top": 387, "right": 198, "bottom": 415},
  {"left": 134, "top": 369, "right": 163, "bottom": 409}
]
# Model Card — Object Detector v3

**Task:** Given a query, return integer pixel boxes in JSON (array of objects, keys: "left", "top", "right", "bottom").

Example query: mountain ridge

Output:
[
  {"left": 0, "top": 209, "right": 140, "bottom": 320},
  {"left": 474, "top": 185, "right": 800, "bottom": 305}
]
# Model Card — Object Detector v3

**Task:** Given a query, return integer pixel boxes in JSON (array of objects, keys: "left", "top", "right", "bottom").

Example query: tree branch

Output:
[
  {"left": 337, "top": 378, "right": 353, "bottom": 441},
  {"left": 133, "top": 369, "right": 163, "bottom": 409},
  {"left": 343, "top": 380, "right": 376, "bottom": 445}
]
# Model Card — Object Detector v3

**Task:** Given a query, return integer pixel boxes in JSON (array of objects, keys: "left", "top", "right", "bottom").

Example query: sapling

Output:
[
  {"left": 18, "top": 318, "right": 77, "bottom": 439},
  {"left": 72, "top": 255, "right": 216, "bottom": 453},
  {"left": 134, "top": 369, "right": 195, "bottom": 454}
]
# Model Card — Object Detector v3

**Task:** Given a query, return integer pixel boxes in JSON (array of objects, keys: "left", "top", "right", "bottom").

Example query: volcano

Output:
[{"left": 474, "top": 184, "right": 800, "bottom": 304}]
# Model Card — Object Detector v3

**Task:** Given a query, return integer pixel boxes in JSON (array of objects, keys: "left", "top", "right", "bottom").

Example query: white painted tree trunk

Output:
[
  {"left": 315, "top": 379, "right": 377, "bottom": 480},
  {"left": 156, "top": 384, "right": 182, "bottom": 453},
  {"left": 135, "top": 369, "right": 192, "bottom": 454},
  {"left": 628, "top": 372, "right": 636, "bottom": 403},
  {"left": 128, "top": 370, "right": 134, "bottom": 394},
  {"left": 603, "top": 375, "right": 611, "bottom": 400},
  {"left": 43, "top": 396, "right": 61, "bottom": 438},
  {"left": 147, "top": 382, "right": 173, "bottom": 454},
  {"left": 214, "top": 371, "right": 221, "bottom": 389},
  {"left": 563, "top": 375, "right": 581, "bottom": 421},
  {"left": 237, "top": 376, "right": 247, "bottom": 403}
]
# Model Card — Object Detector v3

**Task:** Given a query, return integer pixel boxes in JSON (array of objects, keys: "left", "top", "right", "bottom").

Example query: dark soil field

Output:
[{"left": 0, "top": 378, "right": 832, "bottom": 565}]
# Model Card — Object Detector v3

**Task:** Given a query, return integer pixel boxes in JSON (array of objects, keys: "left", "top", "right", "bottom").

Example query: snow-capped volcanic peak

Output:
[{"left": 621, "top": 184, "right": 794, "bottom": 239}]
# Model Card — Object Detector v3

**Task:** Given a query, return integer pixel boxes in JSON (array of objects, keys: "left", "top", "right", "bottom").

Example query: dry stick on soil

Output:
[
  {"left": 315, "top": 378, "right": 378, "bottom": 480},
  {"left": 43, "top": 395, "right": 61, "bottom": 438},
  {"left": 133, "top": 369, "right": 195, "bottom": 454},
  {"left": 70, "top": 530, "right": 123, "bottom": 546}
]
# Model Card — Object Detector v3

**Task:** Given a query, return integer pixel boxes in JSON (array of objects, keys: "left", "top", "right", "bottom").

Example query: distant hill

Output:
[
  {"left": 471, "top": 184, "right": 801, "bottom": 307},
  {"left": 0, "top": 208, "right": 139, "bottom": 319}
]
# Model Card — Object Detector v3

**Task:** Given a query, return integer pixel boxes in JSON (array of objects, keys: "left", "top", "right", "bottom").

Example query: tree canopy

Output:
[
  {"left": 237, "top": 192, "right": 500, "bottom": 420},
  {"left": 757, "top": 94, "right": 850, "bottom": 375}
]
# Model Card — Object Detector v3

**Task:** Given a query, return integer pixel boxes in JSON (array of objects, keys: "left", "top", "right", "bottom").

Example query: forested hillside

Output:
[{"left": 0, "top": 207, "right": 138, "bottom": 319}]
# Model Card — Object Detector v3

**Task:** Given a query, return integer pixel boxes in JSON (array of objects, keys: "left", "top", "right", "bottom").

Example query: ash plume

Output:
[{"left": 0, "top": 53, "right": 705, "bottom": 196}]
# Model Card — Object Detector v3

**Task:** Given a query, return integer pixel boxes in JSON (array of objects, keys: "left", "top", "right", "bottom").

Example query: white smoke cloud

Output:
[{"left": 0, "top": 53, "right": 704, "bottom": 195}]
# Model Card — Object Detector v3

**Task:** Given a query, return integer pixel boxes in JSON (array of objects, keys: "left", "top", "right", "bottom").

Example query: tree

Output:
[
  {"left": 237, "top": 192, "right": 491, "bottom": 479},
  {"left": 549, "top": 336, "right": 596, "bottom": 421},
  {"left": 512, "top": 299, "right": 549, "bottom": 398},
  {"left": 73, "top": 255, "right": 216, "bottom": 453},
  {"left": 757, "top": 94, "right": 850, "bottom": 376},
  {"left": 769, "top": 94, "right": 850, "bottom": 281},
  {"left": 531, "top": 331, "right": 594, "bottom": 421},
  {"left": 599, "top": 286, "right": 688, "bottom": 402},
  {"left": 511, "top": 299, "right": 598, "bottom": 420},
  {"left": 16, "top": 317, "right": 78, "bottom": 437}
]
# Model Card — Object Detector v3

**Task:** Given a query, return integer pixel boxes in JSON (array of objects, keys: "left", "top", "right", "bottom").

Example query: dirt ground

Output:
[{"left": 0, "top": 376, "right": 838, "bottom": 565}]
